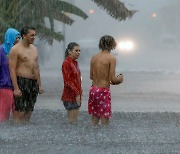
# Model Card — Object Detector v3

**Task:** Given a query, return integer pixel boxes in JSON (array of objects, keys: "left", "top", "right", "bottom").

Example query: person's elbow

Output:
[
  {"left": 90, "top": 74, "right": 93, "bottom": 80},
  {"left": 110, "top": 79, "right": 117, "bottom": 85}
]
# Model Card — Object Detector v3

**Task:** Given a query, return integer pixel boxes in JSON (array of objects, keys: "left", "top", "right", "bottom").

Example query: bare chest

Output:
[{"left": 18, "top": 50, "right": 37, "bottom": 64}]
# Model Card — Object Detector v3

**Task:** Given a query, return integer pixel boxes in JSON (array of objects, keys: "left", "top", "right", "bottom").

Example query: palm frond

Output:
[
  {"left": 15, "top": 0, "right": 33, "bottom": 19},
  {"left": 37, "top": 25, "right": 64, "bottom": 45},
  {"left": 45, "top": 12, "right": 74, "bottom": 25},
  {"left": 52, "top": 1, "right": 88, "bottom": 20},
  {"left": 49, "top": 17, "right": 55, "bottom": 31},
  {"left": 92, "top": 0, "right": 136, "bottom": 20},
  {"left": 0, "top": 16, "right": 10, "bottom": 42},
  {"left": 0, "top": 0, "right": 136, "bottom": 44},
  {"left": 0, "top": 17, "right": 10, "bottom": 29}
]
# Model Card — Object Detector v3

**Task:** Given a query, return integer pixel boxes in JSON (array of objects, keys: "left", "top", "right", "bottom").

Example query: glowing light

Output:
[
  {"left": 117, "top": 40, "right": 135, "bottom": 53},
  {"left": 152, "top": 13, "right": 157, "bottom": 18},
  {"left": 89, "top": 9, "right": 94, "bottom": 14}
]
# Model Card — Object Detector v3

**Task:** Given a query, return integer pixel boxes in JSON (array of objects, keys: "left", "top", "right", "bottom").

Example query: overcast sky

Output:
[
  {"left": 49, "top": 0, "right": 180, "bottom": 72},
  {"left": 66, "top": 0, "right": 172, "bottom": 46}
]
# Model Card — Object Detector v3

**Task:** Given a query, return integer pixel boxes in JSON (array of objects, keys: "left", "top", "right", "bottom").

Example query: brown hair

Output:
[
  {"left": 99, "top": 35, "right": 116, "bottom": 51},
  {"left": 20, "top": 26, "right": 36, "bottom": 39},
  {"left": 65, "top": 42, "right": 79, "bottom": 58}
]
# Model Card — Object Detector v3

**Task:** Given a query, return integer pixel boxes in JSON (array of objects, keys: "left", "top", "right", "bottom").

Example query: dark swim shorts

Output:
[
  {"left": 14, "top": 76, "right": 39, "bottom": 112},
  {"left": 63, "top": 101, "right": 80, "bottom": 110}
]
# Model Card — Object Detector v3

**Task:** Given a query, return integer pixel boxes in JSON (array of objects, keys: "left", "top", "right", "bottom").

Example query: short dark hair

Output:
[
  {"left": 65, "top": 42, "right": 79, "bottom": 58},
  {"left": 20, "top": 26, "right": 36, "bottom": 38},
  {"left": 99, "top": 35, "right": 117, "bottom": 51}
]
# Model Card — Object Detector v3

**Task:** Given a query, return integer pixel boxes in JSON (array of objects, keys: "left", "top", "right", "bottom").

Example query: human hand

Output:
[
  {"left": 76, "top": 95, "right": 81, "bottom": 106},
  {"left": 39, "top": 86, "right": 44, "bottom": 94},
  {"left": 117, "top": 74, "right": 123, "bottom": 83},
  {"left": 14, "top": 88, "right": 22, "bottom": 97}
]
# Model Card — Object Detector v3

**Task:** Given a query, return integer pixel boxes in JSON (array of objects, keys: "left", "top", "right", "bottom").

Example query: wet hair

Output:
[
  {"left": 99, "top": 35, "right": 117, "bottom": 51},
  {"left": 20, "top": 26, "right": 36, "bottom": 38},
  {"left": 65, "top": 42, "right": 79, "bottom": 58}
]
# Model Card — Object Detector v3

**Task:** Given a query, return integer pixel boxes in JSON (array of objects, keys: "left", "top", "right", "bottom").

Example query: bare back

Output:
[
  {"left": 90, "top": 51, "right": 116, "bottom": 88},
  {"left": 9, "top": 42, "right": 38, "bottom": 79}
]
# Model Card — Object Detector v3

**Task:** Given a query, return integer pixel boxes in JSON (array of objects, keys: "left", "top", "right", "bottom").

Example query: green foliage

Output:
[
  {"left": 92, "top": 0, "right": 136, "bottom": 21},
  {"left": 0, "top": 0, "right": 135, "bottom": 44},
  {"left": 0, "top": 0, "right": 88, "bottom": 44}
]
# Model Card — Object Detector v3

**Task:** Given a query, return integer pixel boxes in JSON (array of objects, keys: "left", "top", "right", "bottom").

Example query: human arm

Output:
[
  {"left": 8, "top": 48, "right": 22, "bottom": 96},
  {"left": 90, "top": 58, "right": 93, "bottom": 80},
  {"left": 76, "top": 95, "right": 81, "bottom": 106},
  {"left": 110, "top": 74, "right": 123, "bottom": 85},
  {"left": 36, "top": 63, "right": 44, "bottom": 94},
  {"left": 35, "top": 54, "right": 44, "bottom": 94},
  {"left": 62, "top": 62, "right": 82, "bottom": 97},
  {"left": 109, "top": 57, "right": 123, "bottom": 85},
  {"left": 0, "top": 50, "right": 1, "bottom": 66}
]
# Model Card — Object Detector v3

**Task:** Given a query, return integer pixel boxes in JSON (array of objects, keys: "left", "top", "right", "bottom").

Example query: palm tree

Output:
[
  {"left": 92, "top": 0, "right": 136, "bottom": 21},
  {"left": 0, "top": 0, "right": 135, "bottom": 44},
  {"left": 0, "top": 0, "right": 88, "bottom": 44}
]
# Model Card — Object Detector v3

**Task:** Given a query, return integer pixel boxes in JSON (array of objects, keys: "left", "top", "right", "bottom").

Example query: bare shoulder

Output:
[
  {"left": 92, "top": 53, "right": 99, "bottom": 58},
  {"left": 30, "top": 44, "right": 38, "bottom": 52},
  {"left": 109, "top": 53, "right": 116, "bottom": 61},
  {"left": 9, "top": 43, "right": 20, "bottom": 55},
  {"left": 91, "top": 53, "right": 100, "bottom": 60},
  {"left": 30, "top": 44, "right": 37, "bottom": 49},
  {"left": 91, "top": 53, "right": 98, "bottom": 62}
]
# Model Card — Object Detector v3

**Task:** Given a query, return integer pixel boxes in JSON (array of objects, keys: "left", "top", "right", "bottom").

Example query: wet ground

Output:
[
  {"left": 1, "top": 110, "right": 180, "bottom": 154},
  {"left": 1, "top": 71, "right": 180, "bottom": 153}
]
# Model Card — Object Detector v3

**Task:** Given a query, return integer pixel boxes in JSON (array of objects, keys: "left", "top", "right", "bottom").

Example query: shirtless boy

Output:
[
  {"left": 88, "top": 35, "right": 123, "bottom": 125},
  {"left": 9, "top": 26, "right": 44, "bottom": 124}
]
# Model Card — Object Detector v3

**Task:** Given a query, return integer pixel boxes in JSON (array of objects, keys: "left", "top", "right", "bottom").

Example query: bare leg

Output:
[
  {"left": 91, "top": 116, "right": 99, "bottom": 126},
  {"left": 13, "top": 111, "right": 25, "bottom": 124},
  {"left": 0, "top": 89, "right": 14, "bottom": 122},
  {"left": 68, "top": 110, "right": 73, "bottom": 124},
  {"left": 67, "top": 109, "right": 79, "bottom": 124},
  {"left": 13, "top": 111, "right": 31, "bottom": 124},
  {"left": 73, "top": 108, "right": 79, "bottom": 122},
  {"left": 0, "top": 107, "right": 11, "bottom": 122},
  {"left": 24, "top": 111, "right": 32, "bottom": 123},
  {"left": 101, "top": 118, "right": 109, "bottom": 125}
]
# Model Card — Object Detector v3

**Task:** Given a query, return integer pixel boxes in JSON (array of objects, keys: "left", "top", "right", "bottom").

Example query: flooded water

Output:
[
  {"left": 37, "top": 69, "right": 180, "bottom": 112},
  {"left": 1, "top": 70, "right": 180, "bottom": 153},
  {"left": 1, "top": 110, "right": 180, "bottom": 153}
]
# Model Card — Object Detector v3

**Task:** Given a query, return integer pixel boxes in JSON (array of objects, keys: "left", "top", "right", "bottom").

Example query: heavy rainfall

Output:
[{"left": 1, "top": 0, "right": 180, "bottom": 153}]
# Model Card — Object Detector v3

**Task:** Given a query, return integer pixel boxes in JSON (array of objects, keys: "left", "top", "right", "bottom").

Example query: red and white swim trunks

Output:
[{"left": 88, "top": 86, "right": 112, "bottom": 119}]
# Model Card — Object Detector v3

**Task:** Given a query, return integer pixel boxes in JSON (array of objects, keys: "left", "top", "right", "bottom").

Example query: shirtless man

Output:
[
  {"left": 9, "top": 26, "right": 44, "bottom": 124},
  {"left": 88, "top": 35, "right": 123, "bottom": 126}
]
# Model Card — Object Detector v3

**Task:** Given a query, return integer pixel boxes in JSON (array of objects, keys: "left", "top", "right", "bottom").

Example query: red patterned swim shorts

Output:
[{"left": 88, "top": 86, "right": 111, "bottom": 119}]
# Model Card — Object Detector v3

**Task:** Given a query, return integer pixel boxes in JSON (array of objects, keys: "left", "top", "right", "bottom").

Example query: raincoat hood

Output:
[{"left": 2, "top": 28, "right": 20, "bottom": 55}]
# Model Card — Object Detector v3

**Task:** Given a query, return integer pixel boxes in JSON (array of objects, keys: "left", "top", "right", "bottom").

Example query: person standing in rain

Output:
[
  {"left": 88, "top": 35, "right": 123, "bottom": 126},
  {"left": 61, "top": 42, "right": 82, "bottom": 124},
  {"left": 9, "top": 26, "right": 44, "bottom": 124},
  {"left": 0, "top": 28, "right": 21, "bottom": 122}
]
